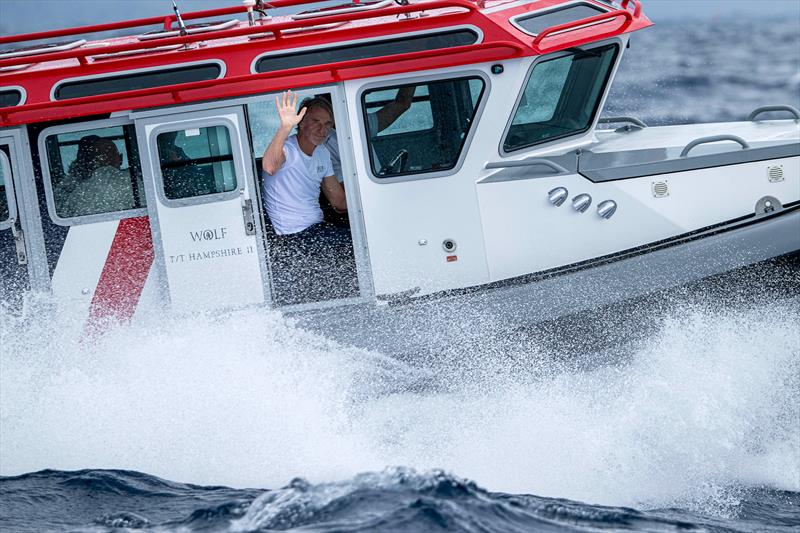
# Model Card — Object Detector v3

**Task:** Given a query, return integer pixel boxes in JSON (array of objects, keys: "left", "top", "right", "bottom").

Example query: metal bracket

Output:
[
  {"left": 241, "top": 197, "right": 256, "bottom": 236},
  {"left": 11, "top": 219, "right": 27, "bottom": 265}
]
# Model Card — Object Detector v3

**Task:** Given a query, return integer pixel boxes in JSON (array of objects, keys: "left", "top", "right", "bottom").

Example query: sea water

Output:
[{"left": 1, "top": 15, "right": 799, "bottom": 533}]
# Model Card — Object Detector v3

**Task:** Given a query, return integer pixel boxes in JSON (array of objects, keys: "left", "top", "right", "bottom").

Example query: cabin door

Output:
[
  {"left": 0, "top": 139, "right": 30, "bottom": 310},
  {"left": 136, "top": 107, "right": 268, "bottom": 313}
]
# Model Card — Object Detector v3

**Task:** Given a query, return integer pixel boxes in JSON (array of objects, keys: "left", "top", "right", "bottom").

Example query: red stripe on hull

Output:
[{"left": 86, "top": 217, "right": 154, "bottom": 331}]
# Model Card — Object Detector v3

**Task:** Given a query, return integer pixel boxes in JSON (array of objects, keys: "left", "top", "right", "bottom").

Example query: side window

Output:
[
  {"left": 504, "top": 44, "right": 619, "bottom": 152},
  {"left": 0, "top": 152, "right": 11, "bottom": 225},
  {"left": 44, "top": 124, "right": 146, "bottom": 220},
  {"left": 362, "top": 76, "right": 485, "bottom": 178},
  {"left": 156, "top": 125, "right": 237, "bottom": 200}
]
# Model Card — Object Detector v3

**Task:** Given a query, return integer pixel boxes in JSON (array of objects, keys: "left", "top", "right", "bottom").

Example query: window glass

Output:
[
  {"left": 0, "top": 154, "right": 9, "bottom": 223},
  {"left": 515, "top": 4, "right": 606, "bottom": 35},
  {"left": 362, "top": 77, "right": 485, "bottom": 178},
  {"left": 54, "top": 64, "right": 222, "bottom": 100},
  {"left": 45, "top": 124, "right": 146, "bottom": 219},
  {"left": 504, "top": 44, "right": 618, "bottom": 152},
  {"left": 157, "top": 125, "right": 237, "bottom": 200}
]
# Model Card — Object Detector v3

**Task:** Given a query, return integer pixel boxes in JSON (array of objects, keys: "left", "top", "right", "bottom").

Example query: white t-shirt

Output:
[{"left": 263, "top": 135, "right": 333, "bottom": 235}]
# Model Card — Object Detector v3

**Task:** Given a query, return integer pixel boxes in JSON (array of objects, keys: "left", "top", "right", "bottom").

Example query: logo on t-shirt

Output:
[{"left": 316, "top": 165, "right": 324, "bottom": 174}]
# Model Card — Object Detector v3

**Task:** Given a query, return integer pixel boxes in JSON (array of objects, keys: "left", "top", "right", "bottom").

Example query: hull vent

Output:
[
  {"left": 651, "top": 180, "right": 669, "bottom": 198},
  {"left": 768, "top": 165, "right": 784, "bottom": 182}
]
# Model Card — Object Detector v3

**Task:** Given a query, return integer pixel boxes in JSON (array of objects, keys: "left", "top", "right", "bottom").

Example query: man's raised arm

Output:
[{"left": 262, "top": 90, "right": 306, "bottom": 175}]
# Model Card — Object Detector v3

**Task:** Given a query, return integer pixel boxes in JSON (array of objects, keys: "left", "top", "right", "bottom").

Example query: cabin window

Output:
[
  {"left": 156, "top": 125, "right": 237, "bottom": 200},
  {"left": 0, "top": 88, "right": 23, "bottom": 108},
  {"left": 254, "top": 30, "right": 479, "bottom": 73},
  {"left": 53, "top": 62, "right": 223, "bottom": 100},
  {"left": 504, "top": 43, "right": 618, "bottom": 153},
  {"left": 0, "top": 152, "right": 11, "bottom": 225},
  {"left": 513, "top": 3, "right": 607, "bottom": 36},
  {"left": 361, "top": 76, "right": 485, "bottom": 178},
  {"left": 44, "top": 125, "right": 146, "bottom": 220}
]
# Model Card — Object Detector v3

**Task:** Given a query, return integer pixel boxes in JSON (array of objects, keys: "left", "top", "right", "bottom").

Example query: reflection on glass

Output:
[
  {"left": 0, "top": 155, "right": 9, "bottom": 222},
  {"left": 157, "top": 126, "right": 237, "bottom": 200},
  {"left": 45, "top": 124, "right": 145, "bottom": 219}
]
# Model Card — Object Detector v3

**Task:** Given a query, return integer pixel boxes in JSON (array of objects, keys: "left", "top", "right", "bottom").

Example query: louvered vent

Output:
[
  {"left": 768, "top": 165, "right": 784, "bottom": 183},
  {"left": 651, "top": 180, "right": 669, "bottom": 198}
]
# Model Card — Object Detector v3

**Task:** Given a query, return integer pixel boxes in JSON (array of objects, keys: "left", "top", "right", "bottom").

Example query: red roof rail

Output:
[
  {"left": 531, "top": 8, "right": 634, "bottom": 54},
  {"left": 0, "top": 0, "right": 478, "bottom": 69},
  {"left": 621, "top": 0, "right": 642, "bottom": 18}
]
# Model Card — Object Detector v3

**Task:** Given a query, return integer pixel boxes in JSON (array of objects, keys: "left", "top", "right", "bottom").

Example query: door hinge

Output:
[
  {"left": 11, "top": 220, "right": 27, "bottom": 265},
  {"left": 241, "top": 198, "right": 256, "bottom": 236}
]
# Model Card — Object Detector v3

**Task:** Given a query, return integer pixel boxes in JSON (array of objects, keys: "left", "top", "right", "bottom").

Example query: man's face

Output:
[{"left": 298, "top": 106, "right": 333, "bottom": 147}]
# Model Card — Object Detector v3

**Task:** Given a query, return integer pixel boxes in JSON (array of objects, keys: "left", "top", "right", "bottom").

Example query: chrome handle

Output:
[
  {"left": 598, "top": 116, "right": 647, "bottom": 128},
  {"left": 680, "top": 135, "right": 750, "bottom": 158},
  {"left": 485, "top": 158, "right": 569, "bottom": 174}
]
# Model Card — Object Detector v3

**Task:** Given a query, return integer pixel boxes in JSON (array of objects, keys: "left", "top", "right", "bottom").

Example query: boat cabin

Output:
[{"left": 1, "top": 0, "right": 798, "bottom": 335}]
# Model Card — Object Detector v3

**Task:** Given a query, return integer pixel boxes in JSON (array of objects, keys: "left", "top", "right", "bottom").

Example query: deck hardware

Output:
[
  {"left": 755, "top": 196, "right": 781, "bottom": 215},
  {"left": 767, "top": 165, "right": 784, "bottom": 183},
  {"left": 680, "top": 135, "right": 750, "bottom": 158},
  {"left": 442, "top": 239, "right": 457, "bottom": 252},
  {"left": 11, "top": 221, "right": 26, "bottom": 265},
  {"left": 597, "top": 200, "right": 617, "bottom": 219},
  {"left": 598, "top": 116, "right": 647, "bottom": 132},
  {"left": 491, "top": 64, "right": 504, "bottom": 74},
  {"left": 572, "top": 193, "right": 591, "bottom": 213},
  {"left": 418, "top": 239, "right": 428, "bottom": 246},
  {"left": 747, "top": 105, "right": 800, "bottom": 122},
  {"left": 81, "top": 288, "right": 90, "bottom": 295},
  {"left": 651, "top": 180, "right": 669, "bottom": 198},
  {"left": 241, "top": 197, "right": 256, "bottom": 236},
  {"left": 547, "top": 187, "right": 568, "bottom": 206}
]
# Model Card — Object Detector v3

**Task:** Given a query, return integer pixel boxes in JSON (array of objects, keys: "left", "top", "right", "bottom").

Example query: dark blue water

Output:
[{"left": 2, "top": 14, "right": 800, "bottom": 533}]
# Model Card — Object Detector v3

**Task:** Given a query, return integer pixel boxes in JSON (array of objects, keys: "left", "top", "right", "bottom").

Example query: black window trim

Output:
[
  {"left": 50, "top": 59, "right": 226, "bottom": 102},
  {"left": 38, "top": 117, "right": 148, "bottom": 227},
  {"left": 250, "top": 24, "right": 484, "bottom": 74},
  {"left": 357, "top": 69, "right": 491, "bottom": 184},
  {"left": 0, "top": 85, "right": 26, "bottom": 108},
  {"left": 500, "top": 38, "right": 622, "bottom": 157}
]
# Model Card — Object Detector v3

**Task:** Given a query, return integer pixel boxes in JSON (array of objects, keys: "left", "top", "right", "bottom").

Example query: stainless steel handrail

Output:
[
  {"left": 680, "top": 135, "right": 750, "bottom": 158},
  {"left": 598, "top": 116, "right": 647, "bottom": 128},
  {"left": 485, "top": 158, "right": 569, "bottom": 173},
  {"left": 747, "top": 105, "right": 800, "bottom": 122}
]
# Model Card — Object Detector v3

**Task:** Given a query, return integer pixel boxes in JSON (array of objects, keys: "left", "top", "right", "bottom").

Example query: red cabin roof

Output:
[{"left": 0, "top": 0, "right": 651, "bottom": 127}]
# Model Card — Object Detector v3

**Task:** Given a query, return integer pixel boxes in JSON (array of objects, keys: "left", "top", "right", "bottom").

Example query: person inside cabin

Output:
[
  {"left": 64, "top": 135, "right": 136, "bottom": 216},
  {"left": 261, "top": 91, "right": 354, "bottom": 304}
]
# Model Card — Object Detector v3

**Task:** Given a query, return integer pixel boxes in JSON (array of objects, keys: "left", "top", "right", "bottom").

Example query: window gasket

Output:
[
  {"left": 38, "top": 117, "right": 148, "bottom": 227},
  {"left": 149, "top": 117, "right": 242, "bottom": 208},
  {"left": 0, "top": 150, "right": 17, "bottom": 230},
  {"left": 499, "top": 39, "right": 621, "bottom": 157},
  {"left": 357, "top": 70, "right": 490, "bottom": 184}
]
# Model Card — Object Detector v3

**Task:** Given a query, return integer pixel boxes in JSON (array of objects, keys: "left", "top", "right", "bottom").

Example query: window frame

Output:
[
  {"left": 0, "top": 149, "right": 17, "bottom": 231},
  {"left": 357, "top": 69, "right": 491, "bottom": 184},
  {"left": 500, "top": 38, "right": 622, "bottom": 156},
  {"left": 149, "top": 116, "right": 243, "bottom": 208},
  {"left": 38, "top": 116, "right": 148, "bottom": 227}
]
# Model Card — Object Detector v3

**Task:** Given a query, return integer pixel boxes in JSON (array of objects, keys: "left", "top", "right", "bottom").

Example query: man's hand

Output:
[{"left": 276, "top": 90, "right": 306, "bottom": 130}]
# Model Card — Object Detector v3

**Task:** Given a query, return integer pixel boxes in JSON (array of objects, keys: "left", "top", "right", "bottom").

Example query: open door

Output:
[
  {"left": 136, "top": 107, "right": 268, "bottom": 313},
  {"left": 0, "top": 142, "right": 29, "bottom": 310}
]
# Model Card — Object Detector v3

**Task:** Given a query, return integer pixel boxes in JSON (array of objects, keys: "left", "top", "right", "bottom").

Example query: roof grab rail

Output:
[
  {"left": 532, "top": 9, "right": 633, "bottom": 54},
  {"left": 597, "top": 116, "right": 647, "bottom": 131},
  {"left": 680, "top": 135, "right": 750, "bottom": 158},
  {"left": 747, "top": 105, "right": 800, "bottom": 122},
  {"left": 620, "top": 0, "right": 642, "bottom": 17}
]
